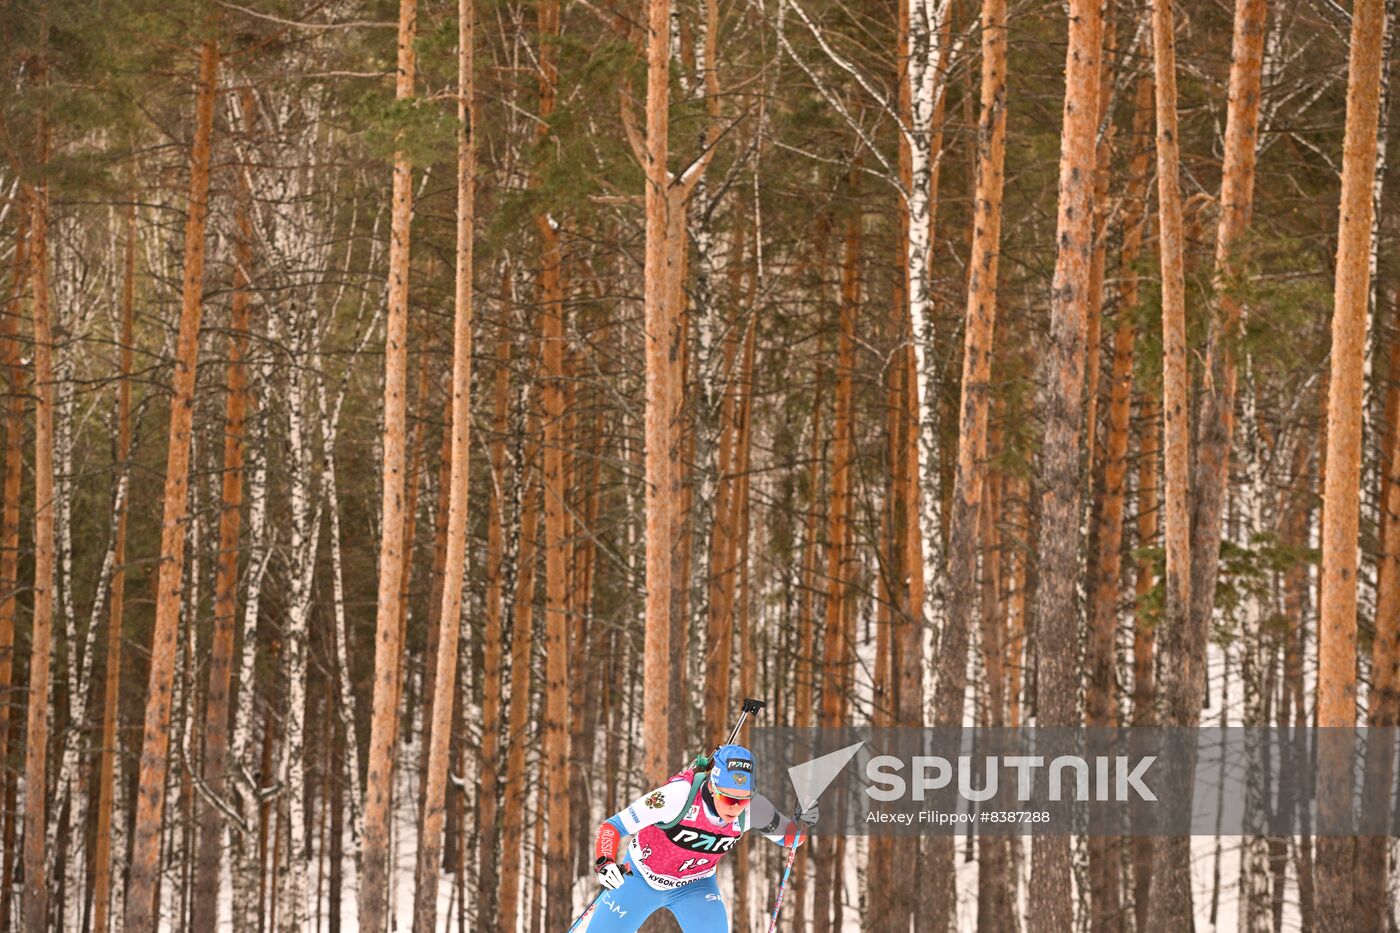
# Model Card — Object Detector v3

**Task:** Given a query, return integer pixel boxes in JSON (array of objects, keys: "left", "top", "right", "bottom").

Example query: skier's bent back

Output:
[{"left": 577, "top": 744, "right": 815, "bottom": 932}]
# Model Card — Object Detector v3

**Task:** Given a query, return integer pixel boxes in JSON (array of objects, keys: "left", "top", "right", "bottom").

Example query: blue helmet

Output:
[{"left": 709, "top": 744, "right": 756, "bottom": 795}]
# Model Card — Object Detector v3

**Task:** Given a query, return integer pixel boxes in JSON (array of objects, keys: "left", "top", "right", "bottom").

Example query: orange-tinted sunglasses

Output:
[{"left": 714, "top": 790, "right": 752, "bottom": 808}]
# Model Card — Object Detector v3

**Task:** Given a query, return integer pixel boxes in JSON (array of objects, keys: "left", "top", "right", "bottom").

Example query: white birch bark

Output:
[
  {"left": 45, "top": 225, "right": 116, "bottom": 917},
  {"left": 230, "top": 347, "right": 273, "bottom": 931},
  {"left": 906, "top": 0, "right": 950, "bottom": 634},
  {"left": 180, "top": 449, "right": 205, "bottom": 931},
  {"left": 276, "top": 304, "right": 321, "bottom": 933},
  {"left": 317, "top": 373, "right": 366, "bottom": 842},
  {"left": 1237, "top": 371, "right": 1271, "bottom": 933}
]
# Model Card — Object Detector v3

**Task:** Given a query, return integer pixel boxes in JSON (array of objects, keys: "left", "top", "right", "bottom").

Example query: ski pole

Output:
[{"left": 766, "top": 824, "right": 804, "bottom": 933}]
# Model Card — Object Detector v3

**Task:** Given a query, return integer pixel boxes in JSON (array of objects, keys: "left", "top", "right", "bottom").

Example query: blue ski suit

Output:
[{"left": 575, "top": 779, "right": 802, "bottom": 932}]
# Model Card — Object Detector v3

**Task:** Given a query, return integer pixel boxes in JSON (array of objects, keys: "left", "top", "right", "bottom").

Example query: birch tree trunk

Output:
[
  {"left": 1316, "top": 2, "right": 1386, "bottom": 928},
  {"left": 231, "top": 341, "right": 273, "bottom": 933},
  {"left": 904, "top": 0, "right": 947, "bottom": 610},
  {"left": 359, "top": 1, "right": 416, "bottom": 927},
  {"left": 93, "top": 194, "right": 137, "bottom": 933},
  {"left": 413, "top": 2, "right": 475, "bottom": 925},
  {"left": 277, "top": 309, "right": 321, "bottom": 933},
  {"left": 1029, "top": 0, "right": 1100, "bottom": 928},
  {"left": 478, "top": 325, "right": 510, "bottom": 926},
  {"left": 124, "top": 36, "right": 219, "bottom": 933},
  {"left": 1236, "top": 377, "right": 1272, "bottom": 933},
  {"left": 499, "top": 411, "right": 540, "bottom": 933},
  {"left": 1359, "top": 311, "right": 1400, "bottom": 929}
]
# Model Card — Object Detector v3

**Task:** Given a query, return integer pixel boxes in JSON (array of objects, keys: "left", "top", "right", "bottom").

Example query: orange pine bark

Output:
[
  {"left": 192, "top": 88, "right": 254, "bottom": 932},
  {"left": 642, "top": 0, "right": 682, "bottom": 784},
  {"left": 533, "top": 0, "right": 573, "bottom": 916},
  {"left": 123, "top": 38, "right": 219, "bottom": 933},
  {"left": 931, "top": 0, "right": 1008, "bottom": 916},
  {"left": 1029, "top": 0, "right": 1101, "bottom": 928},
  {"left": 0, "top": 216, "right": 24, "bottom": 933},
  {"left": 1143, "top": 0, "right": 1200, "bottom": 919},
  {"left": 703, "top": 321, "right": 742, "bottom": 741},
  {"left": 413, "top": 2, "right": 475, "bottom": 925},
  {"left": 1189, "top": 0, "right": 1268, "bottom": 690},
  {"left": 1316, "top": 0, "right": 1387, "bottom": 924},
  {"left": 22, "top": 179, "right": 57, "bottom": 933},
  {"left": 359, "top": 0, "right": 417, "bottom": 926},
  {"left": 0, "top": 213, "right": 24, "bottom": 909},
  {"left": 823, "top": 183, "right": 860, "bottom": 728}
]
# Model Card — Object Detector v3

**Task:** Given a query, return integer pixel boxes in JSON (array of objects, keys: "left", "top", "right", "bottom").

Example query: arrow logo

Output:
[{"left": 787, "top": 741, "right": 865, "bottom": 809}]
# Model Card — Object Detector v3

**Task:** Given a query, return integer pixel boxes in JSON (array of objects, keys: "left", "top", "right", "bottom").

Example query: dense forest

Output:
[{"left": 0, "top": 0, "right": 1394, "bottom": 929}]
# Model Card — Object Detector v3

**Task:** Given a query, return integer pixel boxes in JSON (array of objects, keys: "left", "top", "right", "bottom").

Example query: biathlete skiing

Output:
[{"left": 571, "top": 700, "right": 818, "bottom": 932}]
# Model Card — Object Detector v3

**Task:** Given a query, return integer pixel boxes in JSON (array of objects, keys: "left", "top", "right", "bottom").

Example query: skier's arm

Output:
[
  {"left": 748, "top": 795, "right": 815, "bottom": 847},
  {"left": 593, "top": 780, "right": 690, "bottom": 888},
  {"left": 597, "top": 779, "right": 693, "bottom": 848}
]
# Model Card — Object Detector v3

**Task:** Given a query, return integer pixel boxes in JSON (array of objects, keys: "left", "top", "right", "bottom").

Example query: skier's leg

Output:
[
  {"left": 574, "top": 861, "right": 662, "bottom": 933},
  {"left": 665, "top": 874, "right": 729, "bottom": 933}
]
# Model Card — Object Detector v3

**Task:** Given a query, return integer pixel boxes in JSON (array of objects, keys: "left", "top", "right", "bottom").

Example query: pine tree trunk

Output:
[
  {"left": 1188, "top": 0, "right": 1267, "bottom": 709},
  {"left": 819, "top": 180, "right": 863, "bottom": 932},
  {"left": 1187, "top": 4, "right": 1271, "bottom": 924},
  {"left": 1029, "top": 0, "right": 1100, "bottom": 928},
  {"left": 1083, "top": 1, "right": 1116, "bottom": 487},
  {"left": 413, "top": 4, "right": 475, "bottom": 924},
  {"left": 22, "top": 166, "right": 57, "bottom": 933},
  {"left": 359, "top": 1, "right": 416, "bottom": 927},
  {"left": 1086, "top": 62, "right": 1154, "bottom": 933},
  {"left": 824, "top": 176, "right": 859, "bottom": 741},
  {"left": 731, "top": 312, "right": 756, "bottom": 927},
  {"left": 930, "top": 0, "right": 1007, "bottom": 918},
  {"left": 533, "top": 0, "right": 573, "bottom": 919},
  {"left": 191, "top": 91, "right": 253, "bottom": 930},
  {"left": 643, "top": 0, "right": 681, "bottom": 786},
  {"left": 976, "top": 445, "right": 1013, "bottom": 933},
  {"left": 1115, "top": 73, "right": 1158, "bottom": 933},
  {"left": 1144, "top": 0, "right": 1197, "bottom": 920},
  {"left": 702, "top": 229, "right": 745, "bottom": 740},
  {"left": 0, "top": 200, "right": 24, "bottom": 933},
  {"left": 1316, "top": 2, "right": 1386, "bottom": 927},
  {"left": 124, "top": 37, "right": 219, "bottom": 933}
]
